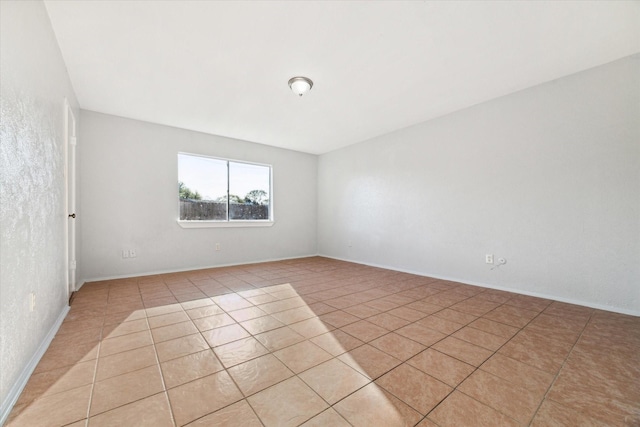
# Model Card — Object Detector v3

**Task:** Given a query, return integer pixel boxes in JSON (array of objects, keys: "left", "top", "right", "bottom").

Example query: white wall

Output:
[
  {"left": 79, "top": 111, "right": 317, "bottom": 281},
  {"left": 0, "top": 0, "right": 80, "bottom": 415},
  {"left": 318, "top": 55, "right": 640, "bottom": 315}
]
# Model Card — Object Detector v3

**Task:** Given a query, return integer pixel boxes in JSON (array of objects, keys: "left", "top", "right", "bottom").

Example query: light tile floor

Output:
[{"left": 6, "top": 257, "right": 640, "bottom": 426}]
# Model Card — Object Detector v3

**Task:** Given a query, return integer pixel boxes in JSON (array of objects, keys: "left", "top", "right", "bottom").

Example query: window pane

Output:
[
  {"left": 229, "top": 162, "right": 270, "bottom": 220},
  {"left": 178, "top": 154, "right": 228, "bottom": 220}
]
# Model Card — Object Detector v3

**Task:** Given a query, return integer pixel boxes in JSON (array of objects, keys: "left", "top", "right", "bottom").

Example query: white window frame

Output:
[{"left": 176, "top": 152, "right": 274, "bottom": 229}]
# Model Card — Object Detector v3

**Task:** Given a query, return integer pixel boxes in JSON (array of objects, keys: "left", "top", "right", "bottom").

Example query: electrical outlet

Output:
[
  {"left": 122, "top": 250, "right": 129, "bottom": 259},
  {"left": 129, "top": 249, "right": 137, "bottom": 258},
  {"left": 485, "top": 254, "right": 494, "bottom": 264},
  {"left": 215, "top": 243, "right": 221, "bottom": 251}
]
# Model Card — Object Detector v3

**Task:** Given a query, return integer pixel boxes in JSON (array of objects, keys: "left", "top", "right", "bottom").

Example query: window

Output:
[{"left": 177, "top": 153, "right": 272, "bottom": 227}]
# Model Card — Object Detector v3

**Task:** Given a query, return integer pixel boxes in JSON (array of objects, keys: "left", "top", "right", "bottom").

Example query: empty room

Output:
[{"left": 1, "top": 1, "right": 639, "bottom": 426}]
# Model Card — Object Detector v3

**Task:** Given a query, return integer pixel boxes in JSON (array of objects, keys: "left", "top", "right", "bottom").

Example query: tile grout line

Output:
[
  {"left": 525, "top": 308, "right": 596, "bottom": 426},
  {"left": 144, "top": 293, "right": 179, "bottom": 427},
  {"left": 416, "top": 296, "right": 554, "bottom": 426}
]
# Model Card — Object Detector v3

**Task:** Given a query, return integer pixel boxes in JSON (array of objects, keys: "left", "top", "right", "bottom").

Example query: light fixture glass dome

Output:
[{"left": 288, "top": 76, "right": 313, "bottom": 97}]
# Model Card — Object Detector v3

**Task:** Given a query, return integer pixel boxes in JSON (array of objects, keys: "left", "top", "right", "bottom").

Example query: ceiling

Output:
[{"left": 44, "top": 1, "right": 640, "bottom": 155}]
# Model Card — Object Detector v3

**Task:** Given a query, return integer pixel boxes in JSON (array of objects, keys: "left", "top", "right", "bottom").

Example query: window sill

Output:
[{"left": 177, "top": 220, "right": 274, "bottom": 229}]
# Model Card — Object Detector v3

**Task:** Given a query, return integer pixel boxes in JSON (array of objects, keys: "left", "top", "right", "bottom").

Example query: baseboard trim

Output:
[
  {"left": 0, "top": 305, "right": 70, "bottom": 426},
  {"left": 318, "top": 253, "right": 640, "bottom": 317},
  {"left": 76, "top": 254, "right": 321, "bottom": 290}
]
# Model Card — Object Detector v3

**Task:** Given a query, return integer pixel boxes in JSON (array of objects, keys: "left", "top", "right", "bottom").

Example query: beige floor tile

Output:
[
  {"left": 498, "top": 330, "right": 572, "bottom": 373},
  {"left": 90, "top": 365, "right": 164, "bottom": 416},
  {"left": 185, "top": 400, "right": 262, "bottom": 426},
  {"left": 96, "top": 345, "right": 157, "bottom": 381},
  {"left": 273, "top": 340, "right": 333, "bottom": 373},
  {"left": 415, "top": 315, "right": 464, "bottom": 335},
  {"left": 16, "top": 360, "right": 96, "bottom": 405},
  {"left": 247, "top": 377, "right": 328, "bottom": 427},
  {"left": 259, "top": 297, "right": 307, "bottom": 315},
  {"left": 483, "top": 305, "right": 538, "bottom": 328},
  {"left": 452, "top": 326, "right": 509, "bottom": 351},
  {"left": 310, "top": 330, "right": 364, "bottom": 356},
  {"left": 180, "top": 297, "right": 214, "bottom": 310},
  {"left": 432, "top": 336, "right": 493, "bottom": 367},
  {"left": 405, "top": 301, "right": 442, "bottom": 315},
  {"left": 341, "top": 320, "right": 389, "bottom": 342},
  {"left": 11, "top": 258, "right": 638, "bottom": 427},
  {"left": 145, "top": 302, "right": 182, "bottom": 318},
  {"left": 151, "top": 321, "right": 199, "bottom": 342},
  {"left": 334, "top": 383, "right": 422, "bottom": 427},
  {"left": 415, "top": 418, "right": 440, "bottom": 427},
  {"left": 88, "top": 393, "right": 173, "bottom": 427},
  {"left": 467, "top": 317, "right": 520, "bottom": 339},
  {"left": 271, "top": 306, "right": 317, "bottom": 325},
  {"left": 192, "top": 313, "right": 236, "bottom": 332},
  {"left": 228, "top": 306, "right": 267, "bottom": 322},
  {"left": 228, "top": 353, "right": 294, "bottom": 396},
  {"left": 240, "top": 315, "right": 285, "bottom": 335},
  {"left": 343, "top": 304, "right": 381, "bottom": 319},
  {"left": 155, "top": 333, "right": 209, "bottom": 362},
  {"left": 545, "top": 367, "right": 640, "bottom": 425},
  {"left": 458, "top": 369, "right": 541, "bottom": 425},
  {"left": 433, "top": 308, "right": 477, "bottom": 325},
  {"left": 407, "top": 348, "right": 475, "bottom": 387},
  {"left": 214, "top": 336, "right": 270, "bottom": 368},
  {"left": 300, "top": 408, "right": 351, "bottom": 427},
  {"left": 531, "top": 399, "right": 609, "bottom": 427},
  {"left": 427, "top": 391, "right": 519, "bottom": 427},
  {"left": 246, "top": 293, "right": 278, "bottom": 305},
  {"left": 103, "top": 309, "right": 146, "bottom": 326},
  {"left": 480, "top": 353, "right": 554, "bottom": 396},
  {"left": 161, "top": 349, "right": 224, "bottom": 389},
  {"left": 212, "top": 294, "right": 253, "bottom": 311},
  {"left": 33, "top": 340, "right": 99, "bottom": 374},
  {"left": 366, "top": 312, "right": 411, "bottom": 331},
  {"left": 364, "top": 299, "right": 400, "bottom": 312},
  {"left": 98, "top": 330, "right": 153, "bottom": 358},
  {"left": 319, "top": 310, "right": 361, "bottom": 328},
  {"left": 55, "top": 324, "right": 102, "bottom": 345},
  {"left": 288, "top": 317, "right": 334, "bottom": 338},
  {"left": 387, "top": 306, "right": 428, "bottom": 322},
  {"left": 175, "top": 292, "right": 208, "bottom": 303},
  {"left": 369, "top": 333, "right": 426, "bottom": 361},
  {"left": 306, "top": 302, "right": 339, "bottom": 316},
  {"left": 201, "top": 323, "right": 250, "bottom": 347},
  {"left": 254, "top": 326, "right": 305, "bottom": 351},
  {"left": 168, "top": 370, "right": 243, "bottom": 426},
  {"left": 299, "top": 358, "right": 370, "bottom": 404},
  {"left": 338, "top": 344, "right": 401, "bottom": 380},
  {"left": 147, "top": 310, "right": 190, "bottom": 329},
  {"left": 395, "top": 323, "right": 446, "bottom": 347},
  {"left": 6, "top": 385, "right": 91, "bottom": 427},
  {"left": 376, "top": 364, "right": 452, "bottom": 415},
  {"left": 185, "top": 304, "right": 224, "bottom": 320},
  {"left": 101, "top": 318, "right": 149, "bottom": 339}
]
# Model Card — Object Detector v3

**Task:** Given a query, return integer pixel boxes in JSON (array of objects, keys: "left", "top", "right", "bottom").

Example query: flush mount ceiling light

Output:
[{"left": 288, "top": 76, "right": 313, "bottom": 97}]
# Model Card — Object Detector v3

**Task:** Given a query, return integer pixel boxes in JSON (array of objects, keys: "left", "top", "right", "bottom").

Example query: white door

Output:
[{"left": 64, "top": 99, "right": 77, "bottom": 299}]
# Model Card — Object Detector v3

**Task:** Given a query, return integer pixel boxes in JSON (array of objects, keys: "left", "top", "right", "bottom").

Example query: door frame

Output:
[{"left": 64, "top": 98, "right": 77, "bottom": 300}]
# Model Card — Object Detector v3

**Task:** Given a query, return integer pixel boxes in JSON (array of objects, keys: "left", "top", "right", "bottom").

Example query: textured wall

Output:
[
  {"left": 318, "top": 55, "right": 640, "bottom": 315},
  {"left": 0, "top": 0, "right": 79, "bottom": 406},
  {"left": 79, "top": 111, "right": 317, "bottom": 281}
]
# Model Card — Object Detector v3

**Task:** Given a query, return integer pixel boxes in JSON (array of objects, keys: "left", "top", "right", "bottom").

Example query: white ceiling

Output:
[{"left": 44, "top": 1, "right": 640, "bottom": 155}]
